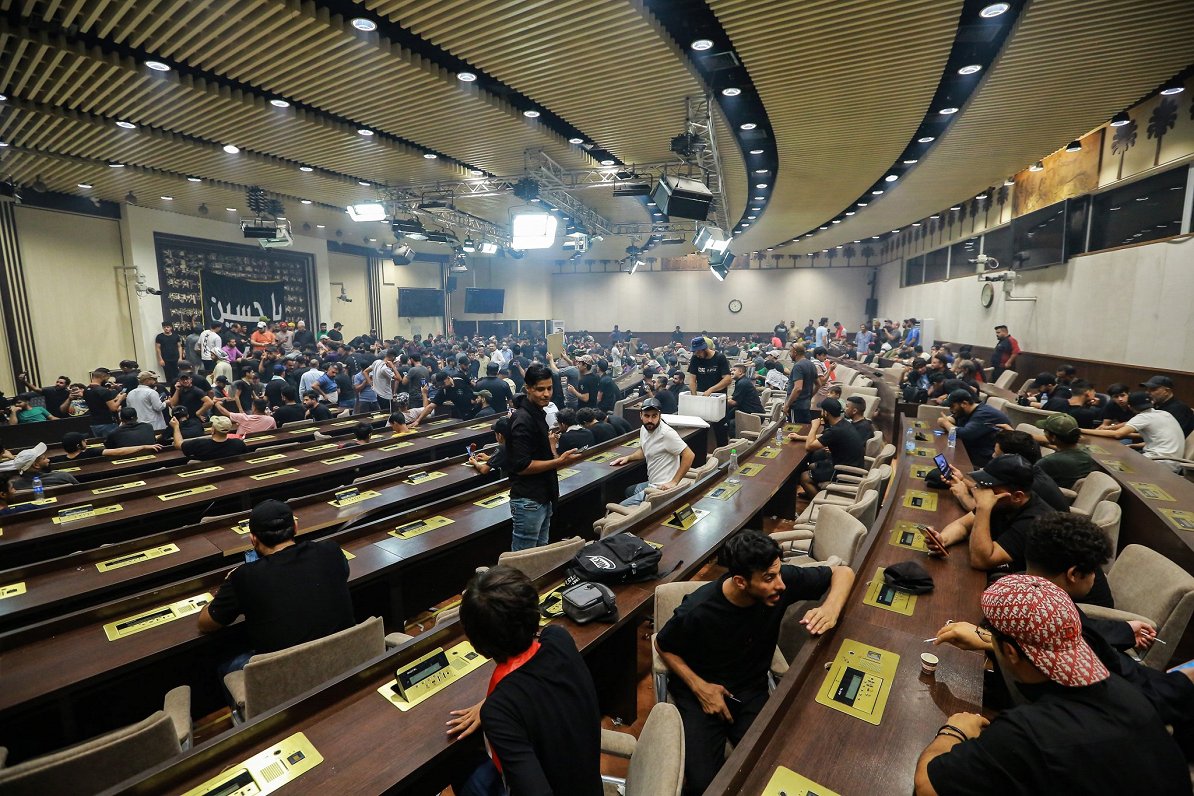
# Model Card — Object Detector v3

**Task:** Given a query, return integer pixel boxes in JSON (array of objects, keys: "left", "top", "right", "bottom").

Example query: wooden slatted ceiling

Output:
[
  {"left": 707, "top": 0, "right": 962, "bottom": 253},
  {"left": 808, "top": 0, "right": 1194, "bottom": 252}
]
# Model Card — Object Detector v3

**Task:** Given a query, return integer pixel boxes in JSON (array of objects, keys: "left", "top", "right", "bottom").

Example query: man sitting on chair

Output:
[{"left": 609, "top": 398, "right": 693, "bottom": 506}]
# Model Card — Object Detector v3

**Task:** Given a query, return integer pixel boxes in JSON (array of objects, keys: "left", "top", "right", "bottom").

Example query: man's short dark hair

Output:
[
  {"left": 1107, "top": 383, "right": 1129, "bottom": 397},
  {"left": 388, "top": 412, "right": 407, "bottom": 425},
  {"left": 493, "top": 417, "right": 511, "bottom": 437},
  {"left": 302, "top": 390, "right": 319, "bottom": 401},
  {"left": 1069, "top": 379, "right": 1092, "bottom": 393},
  {"left": 813, "top": 347, "right": 827, "bottom": 357},
  {"left": 577, "top": 408, "right": 596, "bottom": 425},
  {"left": 1057, "top": 364, "right": 1077, "bottom": 377},
  {"left": 995, "top": 429, "right": 1041, "bottom": 463},
  {"left": 252, "top": 398, "right": 268, "bottom": 413},
  {"left": 249, "top": 499, "right": 296, "bottom": 547},
  {"left": 353, "top": 421, "right": 372, "bottom": 440},
  {"left": 524, "top": 363, "right": 553, "bottom": 389},
  {"left": 281, "top": 385, "right": 297, "bottom": 401},
  {"left": 719, "top": 530, "right": 781, "bottom": 580},
  {"left": 1026, "top": 514, "right": 1111, "bottom": 577},
  {"left": 556, "top": 408, "right": 577, "bottom": 428},
  {"left": 460, "top": 565, "right": 540, "bottom": 662}
]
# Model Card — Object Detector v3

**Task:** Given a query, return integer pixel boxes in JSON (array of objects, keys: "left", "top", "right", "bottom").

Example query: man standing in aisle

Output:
[
  {"left": 686, "top": 336, "right": 732, "bottom": 447},
  {"left": 370, "top": 350, "right": 399, "bottom": 413},
  {"left": 506, "top": 364, "right": 583, "bottom": 550},
  {"left": 783, "top": 343, "right": 819, "bottom": 424},
  {"left": 992, "top": 324, "right": 1021, "bottom": 380},
  {"left": 155, "top": 321, "right": 185, "bottom": 383},
  {"left": 198, "top": 321, "right": 224, "bottom": 375}
]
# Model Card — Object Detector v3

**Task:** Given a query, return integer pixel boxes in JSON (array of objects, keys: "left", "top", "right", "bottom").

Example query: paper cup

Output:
[{"left": 920, "top": 652, "right": 939, "bottom": 675}]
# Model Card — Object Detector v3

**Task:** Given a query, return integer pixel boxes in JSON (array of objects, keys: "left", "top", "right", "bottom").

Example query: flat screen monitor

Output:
[
  {"left": 464, "top": 287, "right": 505, "bottom": 314},
  {"left": 398, "top": 288, "right": 444, "bottom": 317}
]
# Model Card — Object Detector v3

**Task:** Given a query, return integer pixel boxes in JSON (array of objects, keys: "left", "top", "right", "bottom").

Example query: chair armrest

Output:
[
  {"left": 832, "top": 474, "right": 864, "bottom": 485},
  {"left": 770, "top": 647, "right": 789, "bottom": 680},
  {"left": 651, "top": 633, "right": 668, "bottom": 677},
  {"left": 816, "top": 489, "right": 856, "bottom": 503},
  {"left": 0, "top": 747, "right": 7, "bottom": 768},
  {"left": 385, "top": 632, "right": 414, "bottom": 649},
  {"left": 771, "top": 528, "right": 815, "bottom": 543},
  {"left": 162, "top": 685, "right": 192, "bottom": 749},
  {"left": 600, "top": 728, "right": 638, "bottom": 759},
  {"left": 1078, "top": 605, "right": 1156, "bottom": 625},
  {"left": 1058, "top": 488, "right": 1077, "bottom": 502},
  {"left": 605, "top": 503, "right": 634, "bottom": 515},
  {"left": 833, "top": 465, "right": 869, "bottom": 478}
]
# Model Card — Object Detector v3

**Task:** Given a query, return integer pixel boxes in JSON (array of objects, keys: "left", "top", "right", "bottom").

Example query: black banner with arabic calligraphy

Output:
[
  {"left": 199, "top": 270, "right": 286, "bottom": 327},
  {"left": 153, "top": 233, "right": 315, "bottom": 331}
]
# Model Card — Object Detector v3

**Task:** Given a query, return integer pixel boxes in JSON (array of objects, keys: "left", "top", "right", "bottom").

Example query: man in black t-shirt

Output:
[
  {"left": 844, "top": 395, "right": 876, "bottom": 444},
  {"left": 601, "top": 409, "right": 632, "bottom": 435},
  {"left": 105, "top": 407, "right": 158, "bottom": 448},
  {"left": 474, "top": 362, "right": 514, "bottom": 414},
  {"left": 656, "top": 531, "right": 853, "bottom": 796},
  {"left": 270, "top": 386, "right": 307, "bottom": 427},
  {"left": 1100, "top": 383, "right": 1134, "bottom": 425},
  {"left": 1143, "top": 374, "right": 1194, "bottom": 438},
  {"left": 646, "top": 374, "right": 678, "bottom": 414},
  {"left": 325, "top": 322, "right": 344, "bottom": 343},
  {"left": 727, "top": 363, "right": 763, "bottom": 433},
  {"left": 580, "top": 408, "right": 616, "bottom": 443},
  {"left": 16, "top": 372, "right": 72, "bottom": 418},
  {"left": 784, "top": 343, "right": 820, "bottom": 423},
  {"left": 595, "top": 359, "right": 620, "bottom": 412},
  {"left": 166, "top": 372, "right": 214, "bottom": 421},
  {"left": 686, "top": 336, "right": 732, "bottom": 446},
  {"left": 173, "top": 415, "right": 249, "bottom": 460},
  {"left": 154, "top": 321, "right": 185, "bottom": 383},
  {"left": 798, "top": 398, "right": 866, "bottom": 498},
  {"left": 567, "top": 356, "right": 601, "bottom": 410},
  {"left": 303, "top": 391, "right": 332, "bottom": 422},
  {"left": 83, "top": 370, "right": 125, "bottom": 438}
]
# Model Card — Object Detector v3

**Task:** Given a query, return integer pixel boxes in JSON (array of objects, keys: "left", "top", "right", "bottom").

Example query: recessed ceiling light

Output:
[
  {"left": 316, "top": 224, "right": 326, "bottom": 228},
  {"left": 1109, "top": 111, "right": 1131, "bottom": 127},
  {"left": 691, "top": 39, "right": 714, "bottom": 51},
  {"left": 750, "top": 206, "right": 760, "bottom": 211},
  {"left": 108, "top": 162, "right": 124, "bottom": 167},
  {"left": 226, "top": 207, "right": 237, "bottom": 212},
  {"left": 857, "top": 201, "right": 868, "bottom": 207},
  {"left": 115, "top": 120, "right": 136, "bottom": 129},
  {"left": 872, "top": 235, "right": 880, "bottom": 239},
  {"left": 187, "top": 176, "right": 201, "bottom": 182},
  {"left": 222, "top": 144, "right": 239, "bottom": 154},
  {"left": 358, "top": 180, "right": 371, "bottom": 186},
  {"left": 741, "top": 222, "right": 750, "bottom": 226},
  {"left": 301, "top": 199, "right": 312, "bottom": 205},
  {"left": 523, "top": 110, "right": 540, "bottom": 118},
  {"left": 747, "top": 215, "right": 757, "bottom": 220},
  {"left": 740, "top": 122, "right": 757, "bottom": 130},
  {"left": 976, "top": 194, "right": 987, "bottom": 200},
  {"left": 1065, "top": 140, "right": 1082, "bottom": 153},
  {"left": 903, "top": 159, "right": 919, "bottom": 164},
  {"left": 568, "top": 137, "right": 584, "bottom": 144},
  {"left": 918, "top": 136, "right": 935, "bottom": 143},
  {"left": 871, "top": 189, "right": 884, "bottom": 195},
  {"left": 144, "top": 60, "right": 170, "bottom": 71},
  {"left": 358, "top": 128, "right": 374, "bottom": 136},
  {"left": 749, "top": 148, "right": 764, "bottom": 155},
  {"left": 456, "top": 71, "right": 477, "bottom": 82},
  {"left": 884, "top": 174, "right": 898, "bottom": 182},
  {"left": 350, "top": 17, "right": 377, "bottom": 31},
  {"left": 1160, "top": 81, "right": 1184, "bottom": 96},
  {"left": 846, "top": 211, "right": 855, "bottom": 216},
  {"left": 891, "top": 229, "right": 900, "bottom": 233},
  {"left": 646, "top": 201, "right": 656, "bottom": 207},
  {"left": 819, "top": 226, "right": 829, "bottom": 230},
  {"left": 469, "top": 169, "right": 484, "bottom": 177},
  {"left": 980, "top": 3, "right": 1010, "bottom": 18},
  {"left": 912, "top": 222, "right": 922, "bottom": 227},
  {"left": 755, "top": 183, "right": 768, "bottom": 188},
  {"left": 423, "top": 153, "right": 437, "bottom": 159},
  {"left": 269, "top": 98, "right": 290, "bottom": 108},
  {"left": 754, "top": 169, "right": 768, "bottom": 174},
  {"left": 160, "top": 195, "right": 173, "bottom": 200},
  {"left": 930, "top": 214, "right": 940, "bottom": 219},
  {"left": 958, "top": 64, "right": 983, "bottom": 75},
  {"left": 950, "top": 205, "right": 962, "bottom": 210},
  {"left": 832, "top": 219, "right": 841, "bottom": 224},
  {"left": 299, "top": 165, "right": 314, "bottom": 172},
  {"left": 721, "top": 87, "right": 741, "bottom": 97},
  {"left": 600, "top": 159, "right": 615, "bottom": 166},
  {"left": 938, "top": 107, "right": 959, "bottom": 115},
  {"left": 77, "top": 182, "right": 92, "bottom": 188},
  {"left": 753, "top": 195, "right": 765, "bottom": 201},
  {"left": 368, "top": 238, "right": 377, "bottom": 242}
]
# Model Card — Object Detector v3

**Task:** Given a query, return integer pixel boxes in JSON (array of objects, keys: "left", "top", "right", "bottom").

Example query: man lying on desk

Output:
[
  {"left": 446, "top": 565, "right": 602, "bottom": 796},
  {"left": 914, "top": 574, "right": 1189, "bottom": 795},
  {"left": 655, "top": 530, "right": 854, "bottom": 796}
]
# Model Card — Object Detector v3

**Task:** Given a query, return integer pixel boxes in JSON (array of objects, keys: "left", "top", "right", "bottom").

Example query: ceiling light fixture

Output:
[
  {"left": 958, "top": 64, "right": 983, "bottom": 75},
  {"left": 938, "top": 107, "right": 959, "bottom": 115},
  {"left": 903, "top": 159, "right": 919, "bottom": 164},
  {"left": 1065, "top": 140, "right": 1082, "bottom": 153},
  {"left": 871, "top": 189, "right": 884, "bottom": 195},
  {"left": 423, "top": 153, "right": 437, "bottom": 159},
  {"left": 918, "top": 135, "right": 935, "bottom": 143},
  {"left": 950, "top": 205, "right": 961, "bottom": 211},
  {"left": 222, "top": 144, "right": 239, "bottom": 154},
  {"left": 857, "top": 201, "right": 868, "bottom": 207},
  {"left": 740, "top": 122, "right": 756, "bottom": 130},
  {"left": 600, "top": 158, "right": 615, "bottom": 166},
  {"left": 358, "top": 129, "right": 374, "bottom": 136},
  {"left": 721, "top": 87, "right": 741, "bottom": 97},
  {"left": 187, "top": 176, "right": 201, "bottom": 182},
  {"left": 347, "top": 203, "right": 387, "bottom": 222},
  {"left": 299, "top": 166, "right": 314, "bottom": 172},
  {"left": 1109, "top": 111, "right": 1130, "bottom": 127},
  {"left": 832, "top": 219, "right": 841, "bottom": 224},
  {"left": 1160, "top": 80, "right": 1185, "bottom": 96},
  {"left": 819, "top": 226, "right": 828, "bottom": 230},
  {"left": 980, "top": 3, "right": 1010, "bottom": 18},
  {"left": 358, "top": 180, "right": 371, "bottom": 186},
  {"left": 226, "top": 207, "right": 237, "bottom": 212},
  {"left": 456, "top": 71, "right": 477, "bottom": 82},
  {"left": 691, "top": 39, "right": 714, "bottom": 51},
  {"left": 756, "top": 183, "right": 768, "bottom": 188},
  {"left": 846, "top": 211, "right": 855, "bottom": 216},
  {"left": 523, "top": 109, "right": 540, "bottom": 118},
  {"left": 511, "top": 210, "right": 559, "bottom": 249},
  {"left": 77, "top": 182, "right": 92, "bottom": 188},
  {"left": 161, "top": 195, "right": 173, "bottom": 200},
  {"left": 301, "top": 199, "right": 312, "bottom": 205},
  {"left": 144, "top": 60, "right": 170, "bottom": 71},
  {"left": 108, "top": 162, "right": 124, "bottom": 168},
  {"left": 753, "top": 196, "right": 765, "bottom": 201},
  {"left": 568, "top": 137, "right": 584, "bottom": 144},
  {"left": 115, "top": 120, "right": 136, "bottom": 129},
  {"left": 0, "top": 94, "right": 6, "bottom": 101},
  {"left": 749, "top": 148, "right": 764, "bottom": 155},
  {"left": 885, "top": 174, "right": 898, "bottom": 182},
  {"left": 269, "top": 98, "right": 290, "bottom": 108},
  {"left": 754, "top": 169, "right": 768, "bottom": 174},
  {"left": 350, "top": 17, "right": 377, "bottom": 31},
  {"left": 1029, "top": 160, "right": 1044, "bottom": 171}
]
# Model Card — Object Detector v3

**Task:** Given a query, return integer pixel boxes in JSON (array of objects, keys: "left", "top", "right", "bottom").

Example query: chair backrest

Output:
[
  {"left": 994, "top": 370, "right": 1018, "bottom": 389},
  {"left": 842, "top": 385, "right": 878, "bottom": 398},
  {"left": 847, "top": 489, "right": 880, "bottom": 530},
  {"left": 596, "top": 501, "right": 655, "bottom": 537},
  {"left": 985, "top": 395, "right": 1008, "bottom": 413},
  {"left": 852, "top": 467, "right": 884, "bottom": 496},
  {"left": 915, "top": 404, "right": 949, "bottom": 422},
  {"left": 241, "top": 617, "right": 386, "bottom": 720},
  {"left": 1184, "top": 429, "right": 1194, "bottom": 460},
  {"left": 736, "top": 412, "right": 762, "bottom": 437},
  {"left": 1002, "top": 403, "right": 1056, "bottom": 429},
  {"left": 1014, "top": 422, "right": 1039, "bottom": 436},
  {"left": 811, "top": 505, "right": 868, "bottom": 568},
  {"left": 498, "top": 537, "right": 586, "bottom": 581},
  {"left": 864, "top": 431, "right": 884, "bottom": 460},
  {"left": 872, "top": 463, "right": 894, "bottom": 504},
  {"left": 684, "top": 458, "right": 718, "bottom": 481},
  {"left": 871, "top": 444, "right": 896, "bottom": 471},
  {"left": 1107, "top": 545, "right": 1194, "bottom": 668},
  {"left": 0, "top": 712, "right": 181, "bottom": 795},
  {"left": 858, "top": 394, "right": 880, "bottom": 420},
  {"left": 759, "top": 388, "right": 772, "bottom": 405},
  {"left": 769, "top": 401, "right": 785, "bottom": 423},
  {"left": 1069, "top": 471, "right": 1121, "bottom": 517},
  {"left": 835, "top": 366, "right": 857, "bottom": 386},
  {"left": 654, "top": 581, "right": 704, "bottom": 630},
  {"left": 711, "top": 442, "right": 743, "bottom": 465},
  {"left": 1090, "top": 500, "right": 1122, "bottom": 566},
  {"left": 625, "top": 703, "right": 685, "bottom": 796}
]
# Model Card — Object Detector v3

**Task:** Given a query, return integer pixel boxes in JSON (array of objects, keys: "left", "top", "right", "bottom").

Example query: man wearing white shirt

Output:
[
  {"left": 126, "top": 371, "right": 168, "bottom": 430},
  {"left": 609, "top": 399, "right": 694, "bottom": 506},
  {"left": 370, "top": 350, "right": 399, "bottom": 412},
  {"left": 198, "top": 321, "right": 224, "bottom": 375},
  {"left": 1082, "top": 391, "right": 1185, "bottom": 472}
]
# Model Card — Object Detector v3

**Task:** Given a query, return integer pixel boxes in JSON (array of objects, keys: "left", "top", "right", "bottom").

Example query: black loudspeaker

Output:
[
  {"left": 650, "top": 176, "right": 712, "bottom": 221},
  {"left": 391, "top": 244, "right": 415, "bottom": 265},
  {"left": 865, "top": 298, "right": 878, "bottom": 318},
  {"left": 446, "top": 276, "right": 458, "bottom": 292}
]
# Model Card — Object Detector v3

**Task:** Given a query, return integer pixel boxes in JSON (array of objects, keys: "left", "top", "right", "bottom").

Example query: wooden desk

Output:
[
  {"left": 706, "top": 426, "right": 989, "bottom": 796},
  {"left": 107, "top": 436, "right": 807, "bottom": 796}
]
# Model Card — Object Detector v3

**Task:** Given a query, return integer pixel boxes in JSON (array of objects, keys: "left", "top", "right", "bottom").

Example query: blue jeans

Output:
[
  {"left": 510, "top": 497, "right": 552, "bottom": 550},
  {"left": 620, "top": 482, "right": 651, "bottom": 507},
  {"left": 789, "top": 396, "right": 812, "bottom": 424},
  {"left": 457, "top": 758, "right": 506, "bottom": 796},
  {"left": 90, "top": 422, "right": 118, "bottom": 439},
  {"left": 354, "top": 400, "right": 380, "bottom": 415}
]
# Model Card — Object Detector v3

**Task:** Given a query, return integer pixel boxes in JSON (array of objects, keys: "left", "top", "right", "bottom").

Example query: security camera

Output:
[
  {"left": 337, "top": 294, "right": 353, "bottom": 303},
  {"left": 968, "top": 253, "right": 1001, "bottom": 271},
  {"left": 146, "top": 287, "right": 162, "bottom": 296}
]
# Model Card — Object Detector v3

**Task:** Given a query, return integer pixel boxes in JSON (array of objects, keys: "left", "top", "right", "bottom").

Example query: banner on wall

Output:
[{"left": 199, "top": 270, "right": 286, "bottom": 326}]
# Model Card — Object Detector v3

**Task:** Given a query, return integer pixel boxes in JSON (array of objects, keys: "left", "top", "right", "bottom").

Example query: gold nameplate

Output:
[
  {"left": 902, "top": 490, "right": 938, "bottom": 511},
  {"left": 911, "top": 464, "right": 933, "bottom": 479},
  {"left": 474, "top": 490, "right": 511, "bottom": 508},
  {"left": 380, "top": 440, "right": 415, "bottom": 452},
  {"left": 889, "top": 521, "right": 931, "bottom": 552},
  {"left": 815, "top": 638, "right": 900, "bottom": 725},
  {"left": 388, "top": 515, "right": 454, "bottom": 539},
  {"left": 757, "top": 447, "right": 780, "bottom": 459},
  {"left": 249, "top": 467, "right": 300, "bottom": 481},
  {"left": 910, "top": 447, "right": 936, "bottom": 458},
  {"left": 911, "top": 420, "right": 929, "bottom": 429},
  {"left": 111, "top": 454, "right": 156, "bottom": 464},
  {"left": 558, "top": 468, "right": 580, "bottom": 480},
  {"left": 762, "top": 766, "right": 841, "bottom": 796},
  {"left": 343, "top": 549, "right": 356, "bottom": 560},
  {"left": 378, "top": 641, "right": 489, "bottom": 711},
  {"left": 58, "top": 466, "right": 81, "bottom": 473},
  {"left": 706, "top": 482, "right": 742, "bottom": 501},
  {"left": 661, "top": 504, "right": 708, "bottom": 531},
  {"left": 96, "top": 543, "right": 181, "bottom": 572},
  {"left": 91, "top": 480, "right": 147, "bottom": 495},
  {"left": 737, "top": 463, "right": 765, "bottom": 477},
  {"left": 0, "top": 582, "right": 27, "bottom": 600},
  {"left": 104, "top": 593, "right": 213, "bottom": 641},
  {"left": 332, "top": 419, "right": 358, "bottom": 427},
  {"left": 1101, "top": 459, "right": 1132, "bottom": 472},
  {"left": 249, "top": 434, "right": 275, "bottom": 441},
  {"left": 622, "top": 439, "right": 641, "bottom": 448},
  {"left": 468, "top": 422, "right": 492, "bottom": 429},
  {"left": 158, "top": 484, "right": 218, "bottom": 501},
  {"left": 328, "top": 490, "right": 382, "bottom": 508},
  {"left": 177, "top": 466, "right": 224, "bottom": 478},
  {"left": 180, "top": 732, "right": 322, "bottom": 796},
  {"left": 587, "top": 451, "right": 618, "bottom": 463},
  {"left": 1162, "top": 509, "right": 1194, "bottom": 532},
  {"left": 246, "top": 452, "right": 287, "bottom": 464},
  {"left": 428, "top": 431, "right": 457, "bottom": 439},
  {"left": 321, "top": 453, "right": 363, "bottom": 465},
  {"left": 1130, "top": 482, "right": 1176, "bottom": 502},
  {"left": 290, "top": 428, "right": 314, "bottom": 434},
  {"left": 862, "top": 568, "right": 917, "bottom": 615},
  {"left": 51, "top": 504, "right": 123, "bottom": 524},
  {"left": 231, "top": 520, "right": 251, "bottom": 535},
  {"left": 783, "top": 423, "right": 804, "bottom": 434},
  {"left": 10, "top": 496, "right": 56, "bottom": 508},
  {"left": 304, "top": 443, "right": 338, "bottom": 452},
  {"left": 403, "top": 470, "right": 447, "bottom": 485}
]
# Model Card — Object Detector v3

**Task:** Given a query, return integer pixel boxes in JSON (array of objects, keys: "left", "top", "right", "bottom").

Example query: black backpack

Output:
[{"left": 566, "top": 532, "right": 663, "bottom": 585}]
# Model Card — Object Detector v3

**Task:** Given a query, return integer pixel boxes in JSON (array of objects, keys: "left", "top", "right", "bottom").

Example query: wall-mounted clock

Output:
[
  {"left": 728, "top": 299, "right": 743, "bottom": 313},
  {"left": 980, "top": 282, "right": 995, "bottom": 308}
]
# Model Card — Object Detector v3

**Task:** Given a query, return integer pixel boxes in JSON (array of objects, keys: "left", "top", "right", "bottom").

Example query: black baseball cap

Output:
[
  {"left": 1141, "top": 375, "right": 1173, "bottom": 389},
  {"left": 61, "top": 431, "right": 88, "bottom": 453},
  {"left": 969, "top": 454, "right": 1034, "bottom": 490},
  {"left": 486, "top": 362, "right": 499, "bottom": 374},
  {"left": 1127, "top": 391, "right": 1153, "bottom": 409},
  {"left": 819, "top": 398, "right": 843, "bottom": 417},
  {"left": 249, "top": 499, "right": 293, "bottom": 535},
  {"left": 641, "top": 397, "right": 662, "bottom": 411},
  {"left": 947, "top": 389, "right": 976, "bottom": 406}
]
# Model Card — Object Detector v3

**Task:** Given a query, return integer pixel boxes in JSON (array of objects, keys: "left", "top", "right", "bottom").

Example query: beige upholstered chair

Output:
[
  {"left": 600, "top": 703, "right": 685, "bottom": 796},
  {"left": 781, "top": 505, "right": 868, "bottom": 568},
  {"left": 1002, "top": 403, "right": 1056, "bottom": 429},
  {"left": 915, "top": 403, "right": 949, "bottom": 422},
  {"left": 984, "top": 395, "right": 1009, "bottom": 412},
  {"left": 0, "top": 687, "right": 191, "bottom": 795},
  {"left": 1068, "top": 471, "right": 1121, "bottom": 518},
  {"left": 710, "top": 441, "right": 747, "bottom": 466},
  {"left": 810, "top": 465, "right": 889, "bottom": 515},
  {"left": 1080, "top": 545, "right": 1194, "bottom": 669},
  {"left": 994, "top": 370, "right": 1019, "bottom": 389},
  {"left": 841, "top": 385, "right": 878, "bottom": 399},
  {"left": 224, "top": 617, "right": 386, "bottom": 722},
  {"left": 856, "top": 394, "right": 880, "bottom": 420},
  {"left": 593, "top": 501, "right": 655, "bottom": 538},
  {"left": 498, "top": 536, "right": 586, "bottom": 581},
  {"left": 864, "top": 431, "right": 885, "bottom": 460},
  {"left": 1091, "top": 501, "right": 1122, "bottom": 569},
  {"left": 774, "top": 492, "right": 878, "bottom": 563},
  {"left": 735, "top": 411, "right": 762, "bottom": 439}
]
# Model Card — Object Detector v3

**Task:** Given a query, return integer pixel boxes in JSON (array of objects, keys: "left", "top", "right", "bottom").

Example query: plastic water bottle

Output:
[
  {"left": 947, "top": 427, "right": 957, "bottom": 450},
  {"left": 727, "top": 449, "right": 741, "bottom": 484},
  {"left": 31, "top": 475, "right": 43, "bottom": 502},
  {"left": 775, "top": 425, "right": 785, "bottom": 448},
  {"left": 904, "top": 427, "right": 916, "bottom": 454}
]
